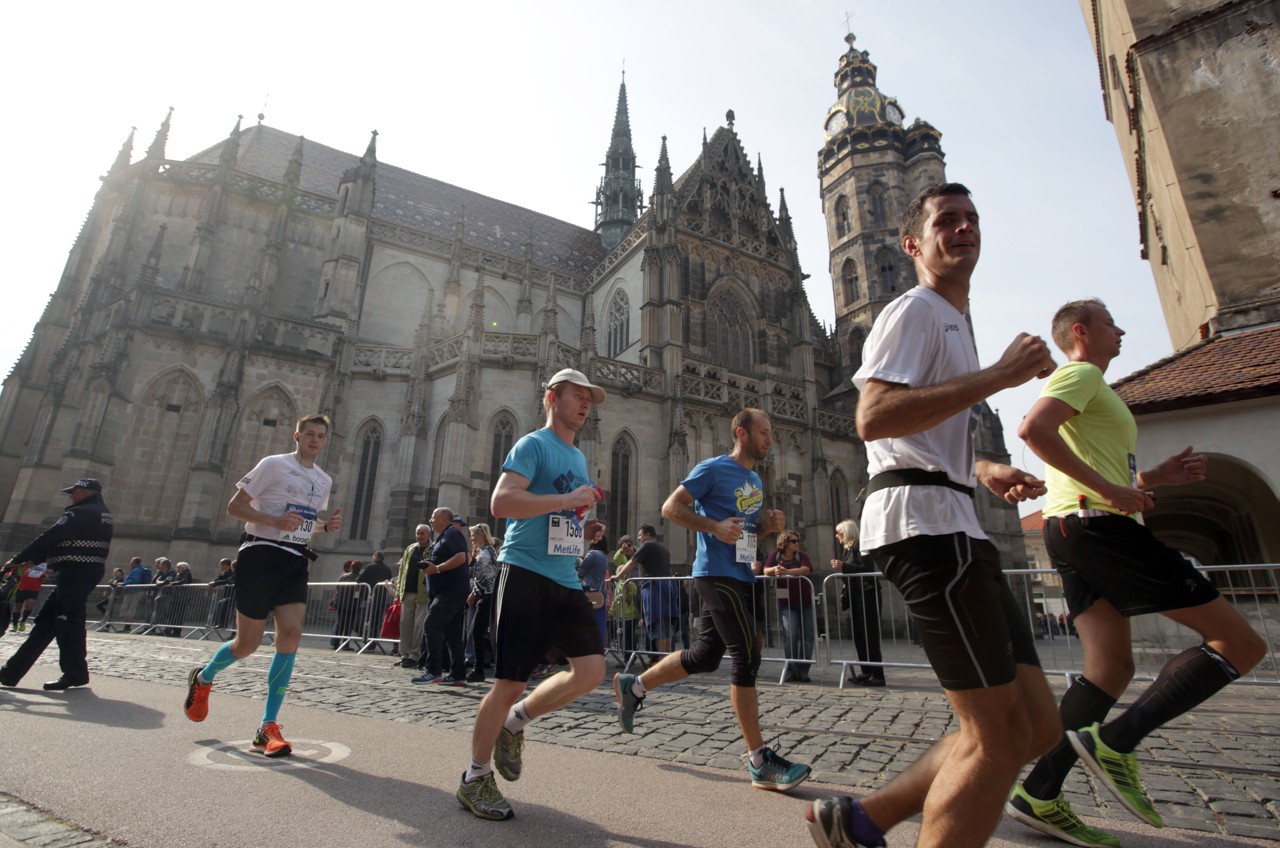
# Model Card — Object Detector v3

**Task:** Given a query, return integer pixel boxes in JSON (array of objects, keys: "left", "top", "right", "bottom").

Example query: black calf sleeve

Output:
[
  {"left": 1022, "top": 675, "right": 1117, "bottom": 800},
  {"left": 1102, "top": 644, "right": 1239, "bottom": 753}
]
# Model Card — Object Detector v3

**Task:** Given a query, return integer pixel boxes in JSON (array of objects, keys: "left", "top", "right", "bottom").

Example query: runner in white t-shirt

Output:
[
  {"left": 182, "top": 414, "right": 344, "bottom": 758},
  {"left": 808, "top": 183, "right": 1060, "bottom": 848}
]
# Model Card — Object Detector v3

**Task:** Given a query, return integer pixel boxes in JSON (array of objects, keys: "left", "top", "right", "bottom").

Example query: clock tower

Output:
[{"left": 819, "top": 31, "right": 947, "bottom": 372}]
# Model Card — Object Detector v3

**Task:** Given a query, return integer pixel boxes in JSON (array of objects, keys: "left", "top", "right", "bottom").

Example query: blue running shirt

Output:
[
  {"left": 497, "top": 427, "right": 594, "bottom": 589},
  {"left": 681, "top": 455, "right": 764, "bottom": 583}
]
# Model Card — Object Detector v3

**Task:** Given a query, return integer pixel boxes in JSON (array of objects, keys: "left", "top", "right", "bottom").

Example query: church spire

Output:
[
  {"left": 654, "top": 135, "right": 673, "bottom": 195},
  {"left": 593, "top": 75, "right": 643, "bottom": 250},
  {"left": 146, "top": 107, "right": 173, "bottom": 160},
  {"left": 108, "top": 127, "right": 135, "bottom": 177}
]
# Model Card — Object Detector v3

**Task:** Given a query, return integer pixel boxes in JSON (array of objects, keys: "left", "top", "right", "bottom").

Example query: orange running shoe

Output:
[
  {"left": 184, "top": 667, "right": 212, "bottom": 722},
  {"left": 251, "top": 722, "right": 293, "bottom": 758}
]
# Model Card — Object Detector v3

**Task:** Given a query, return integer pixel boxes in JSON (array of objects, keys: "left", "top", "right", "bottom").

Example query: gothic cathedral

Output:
[{"left": 0, "top": 34, "right": 1024, "bottom": 577}]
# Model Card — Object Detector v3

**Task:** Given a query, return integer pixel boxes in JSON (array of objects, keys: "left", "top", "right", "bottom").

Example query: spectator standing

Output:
[
  {"left": 396, "top": 525, "right": 432, "bottom": 668},
  {"left": 832, "top": 519, "right": 884, "bottom": 687},
  {"left": 576, "top": 524, "right": 610, "bottom": 652},
  {"left": 150, "top": 558, "right": 176, "bottom": 632},
  {"left": 331, "top": 560, "right": 363, "bottom": 649},
  {"left": 613, "top": 525, "right": 677, "bottom": 654},
  {"left": 467, "top": 524, "right": 500, "bottom": 682},
  {"left": 165, "top": 562, "right": 194, "bottom": 636},
  {"left": 208, "top": 558, "right": 236, "bottom": 631},
  {"left": 121, "top": 556, "right": 151, "bottom": 632},
  {"left": 0, "top": 478, "right": 113, "bottom": 690},
  {"left": 765, "top": 531, "right": 815, "bottom": 682},
  {"left": 359, "top": 549, "right": 393, "bottom": 641},
  {"left": 412, "top": 508, "right": 470, "bottom": 685}
]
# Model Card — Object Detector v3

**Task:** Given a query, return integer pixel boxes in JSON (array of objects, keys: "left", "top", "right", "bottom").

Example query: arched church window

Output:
[
  {"left": 841, "top": 259, "right": 859, "bottom": 305},
  {"left": 488, "top": 414, "right": 516, "bottom": 537},
  {"left": 607, "top": 290, "right": 630, "bottom": 358},
  {"left": 707, "top": 288, "right": 752, "bottom": 372},
  {"left": 350, "top": 425, "right": 382, "bottom": 541},
  {"left": 830, "top": 469, "right": 848, "bottom": 530},
  {"left": 609, "top": 436, "right": 633, "bottom": 538},
  {"left": 869, "top": 184, "right": 888, "bottom": 226},
  {"left": 876, "top": 247, "right": 897, "bottom": 296},
  {"left": 835, "top": 195, "right": 852, "bottom": 238}
]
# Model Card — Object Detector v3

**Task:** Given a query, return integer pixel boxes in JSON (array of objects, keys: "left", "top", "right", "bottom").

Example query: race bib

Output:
[
  {"left": 279, "top": 503, "right": 318, "bottom": 546},
  {"left": 735, "top": 531, "right": 757, "bottom": 564},
  {"left": 547, "top": 513, "right": 585, "bottom": 557}
]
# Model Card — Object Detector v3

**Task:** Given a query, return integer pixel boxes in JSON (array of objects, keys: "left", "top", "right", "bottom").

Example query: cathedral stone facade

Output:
[{"left": 0, "top": 36, "right": 1025, "bottom": 579}]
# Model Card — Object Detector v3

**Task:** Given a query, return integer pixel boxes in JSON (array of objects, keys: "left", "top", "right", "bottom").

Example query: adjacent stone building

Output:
[
  {"left": 0, "top": 35, "right": 1026, "bottom": 578},
  {"left": 1080, "top": 1, "right": 1280, "bottom": 585}
]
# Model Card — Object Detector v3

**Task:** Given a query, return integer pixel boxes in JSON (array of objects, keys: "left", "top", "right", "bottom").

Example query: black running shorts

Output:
[
  {"left": 871, "top": 533, "right": 1040, "bottom": 691},
  {"left": 233, "top": 543, "right": 310, "bottom": 620},
  {"left": 491, "top": 562, "right": 602, "bottom": 682},
  {"left": 1045, "top": 513, "right": 1219, "bottom": 618}
]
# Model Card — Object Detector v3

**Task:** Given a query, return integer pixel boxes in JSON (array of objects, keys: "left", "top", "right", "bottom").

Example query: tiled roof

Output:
[
  {"left": 188, "top": 125, "right": 606, "bottom": 277},
  {"left": 1111, "top": 324, "right": 1280, "bottom": 414},
  {"left": 1021, "top": 510, "right": 1045, "bottom": 532}
]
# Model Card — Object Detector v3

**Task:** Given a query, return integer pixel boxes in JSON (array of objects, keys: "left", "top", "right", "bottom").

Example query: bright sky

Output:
[{"left": 2, "top": 1, "right": 1170, "bottom": 515}]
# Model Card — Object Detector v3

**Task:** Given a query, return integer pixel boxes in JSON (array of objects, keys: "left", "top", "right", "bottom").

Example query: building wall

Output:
[{"left": 1081, "top": 0, "right": 1280, "bottom": 347}]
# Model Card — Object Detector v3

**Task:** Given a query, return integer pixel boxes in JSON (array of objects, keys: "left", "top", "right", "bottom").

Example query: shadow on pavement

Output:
[
  {"left": 283, "top": 756, "right": 692, "bottom": 848},
  {"left": 0, "top": 685, "right": 166, "bottom": 729}
]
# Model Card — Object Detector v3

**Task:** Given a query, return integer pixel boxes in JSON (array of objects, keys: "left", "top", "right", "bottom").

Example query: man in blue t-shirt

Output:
[
  {"left": 411, "top": 506, "right": 471, "bottom": 685},
  {"left": 612, "top": 408, "right": 811, "bottom": 794},
  {"left": 456, "top": 368, "right": 607, "bottom": 821}
]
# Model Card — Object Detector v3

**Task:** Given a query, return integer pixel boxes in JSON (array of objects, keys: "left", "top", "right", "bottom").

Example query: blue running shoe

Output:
[
  {"left": 749, "top": 746, "right": 811, "bottom": 791},
  {"left": 613, "top": 672, "right": 643, "bottom": 733}
]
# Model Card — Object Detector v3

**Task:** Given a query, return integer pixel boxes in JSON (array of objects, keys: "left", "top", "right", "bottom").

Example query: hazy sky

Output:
[{"left": 2, "top": 1, "right": 1170, "bottom": 514}]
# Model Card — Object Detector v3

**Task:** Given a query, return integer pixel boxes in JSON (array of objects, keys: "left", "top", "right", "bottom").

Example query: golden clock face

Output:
[{"left": 826, "top": 110, "right": 847, "bottom": 135}]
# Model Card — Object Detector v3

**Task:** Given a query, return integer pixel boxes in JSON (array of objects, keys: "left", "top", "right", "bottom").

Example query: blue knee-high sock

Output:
[
  {"left": 201, "top": 641, "right": 238, "bottom": 683},
  {"left": 261, "top": 651, "right": 296, "bottom": 725}
]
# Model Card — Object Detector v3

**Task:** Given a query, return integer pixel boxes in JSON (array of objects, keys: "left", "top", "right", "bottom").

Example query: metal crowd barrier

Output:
[
  {"left": 31, "top": 561, "right": 1275, "bottom": 688},
  {"left": 823, "top": 564, "right": 1280, "bottom": 688},
  {"left": 608, "top": 574, "right": 823, "bottom": 685}
]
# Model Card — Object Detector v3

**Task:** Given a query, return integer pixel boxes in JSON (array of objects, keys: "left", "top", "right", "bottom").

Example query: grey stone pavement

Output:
[{"left": 1, "top": 630, "right": 1277, "bottom": 847}]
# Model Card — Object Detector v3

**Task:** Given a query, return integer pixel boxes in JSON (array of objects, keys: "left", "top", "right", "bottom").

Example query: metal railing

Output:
[
  {"left": 822, "top": 563, "right": 1280, "bottom": 688},
  {"left": 16, "top": 561, "right": 1275, "bottom": 687},
  {"left": 607, "top": 574, "right": 823, "bottom": 685}
]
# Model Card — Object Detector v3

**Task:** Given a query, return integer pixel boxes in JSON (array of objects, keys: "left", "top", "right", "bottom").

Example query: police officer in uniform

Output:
[{"left": 0, "top": 478, "right": 113, "bottom": 690}]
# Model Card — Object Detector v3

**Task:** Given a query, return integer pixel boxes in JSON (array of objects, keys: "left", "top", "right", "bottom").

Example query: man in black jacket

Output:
[{"left": 0, "top": 478, "right": 114, "bottom": 690}]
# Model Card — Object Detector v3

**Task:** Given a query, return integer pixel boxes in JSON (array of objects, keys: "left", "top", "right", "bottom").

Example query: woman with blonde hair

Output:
[
  {"left": 466, "top": 523, "right": 500, "bottom": 682},
  {"left": 831, "top": 518, "right": 884, "bottom": 686}
]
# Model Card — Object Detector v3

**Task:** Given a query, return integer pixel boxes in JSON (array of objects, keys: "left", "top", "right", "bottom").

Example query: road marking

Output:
[{"left": 187, "top": 739, "right": 351, "bottom": 771}]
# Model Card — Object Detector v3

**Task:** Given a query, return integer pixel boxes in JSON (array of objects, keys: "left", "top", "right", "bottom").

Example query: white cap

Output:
[{"left": 546, "top": 368, "right": 606, "bottom": 404}]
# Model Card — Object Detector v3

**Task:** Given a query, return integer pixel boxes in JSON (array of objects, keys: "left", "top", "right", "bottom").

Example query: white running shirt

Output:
[
  {"left": 236, "top": 452, "right": 332, "bottom": 553},
  {"left": 853, "top": 286, "right": 986, "bottom": 552}
]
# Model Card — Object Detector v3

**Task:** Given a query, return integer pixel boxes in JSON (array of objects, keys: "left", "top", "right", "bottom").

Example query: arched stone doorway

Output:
[{"left": 1144, "top": 452, "right": 1280, "bottom": 597}]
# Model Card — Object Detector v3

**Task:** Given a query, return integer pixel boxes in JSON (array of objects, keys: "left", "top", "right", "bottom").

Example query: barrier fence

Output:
[{"left": 12, "top": 563, "right": 1278, "bottom": 688}]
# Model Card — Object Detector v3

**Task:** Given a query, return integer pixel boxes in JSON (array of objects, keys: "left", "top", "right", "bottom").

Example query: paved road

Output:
[{"left": 1, "top": 632, "right": 1277, "bottom": 847}]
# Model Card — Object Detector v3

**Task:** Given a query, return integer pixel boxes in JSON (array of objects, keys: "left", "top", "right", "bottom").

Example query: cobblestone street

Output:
[{"left": 4, "top": 631, "right": 1273, "bottom": 845}]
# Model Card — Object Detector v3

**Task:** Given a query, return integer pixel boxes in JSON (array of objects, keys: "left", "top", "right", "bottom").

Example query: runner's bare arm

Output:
[
  {"left": 491, "top": 471, "right": 599, "bottom": 520},
  {"left": 227, "top": 488, "right": 303, "bottom": 532},
  {"left": 661, "top": 485, "right": 743, "bottom": 544}
]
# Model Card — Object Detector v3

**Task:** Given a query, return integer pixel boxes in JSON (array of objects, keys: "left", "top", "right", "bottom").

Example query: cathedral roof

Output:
[
  {"left": 189, "top": 124, "right": 607, "bottom": 277},
  {"left": 1111, "top": 323, "right": 1280, "bottom": 414}
]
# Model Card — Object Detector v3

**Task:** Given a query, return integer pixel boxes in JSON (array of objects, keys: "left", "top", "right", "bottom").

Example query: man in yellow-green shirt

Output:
[{"left": 1007, "top": 299, "right": 1266, "bottom": 847}]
